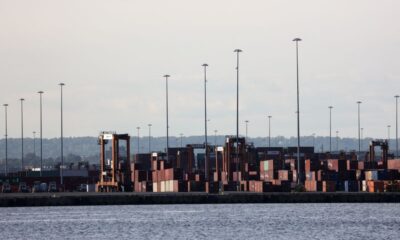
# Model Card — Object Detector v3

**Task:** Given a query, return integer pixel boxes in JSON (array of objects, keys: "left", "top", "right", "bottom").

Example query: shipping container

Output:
[
  {"left": 388, "top": 159, "right": 400, "bottom": 170},
  {"left": 305, "top": 180, "right": 322, "bottom": 192},
  {"left": 367, "top": 180, "right": 384, "bottom": 193},
  {"left": 322, "top": 181, "right": 336, "bottom": 192}
]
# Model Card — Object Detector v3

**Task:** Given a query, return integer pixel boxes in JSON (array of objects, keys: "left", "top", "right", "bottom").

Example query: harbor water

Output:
[{"left": 0, "top": 203, "right": 399, "bottom": 239}]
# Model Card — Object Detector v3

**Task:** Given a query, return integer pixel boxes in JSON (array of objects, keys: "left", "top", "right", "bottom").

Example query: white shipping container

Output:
[
  {"left": 161, "top": 181, "right": 165, "bottom": 192},
  {"left": 361, "top": 180, "right": 367, "bottom": 192},
  {"left": 344, "top": 181, "right": 349, "bottom": 192},
  {"left": 153, "top": 182, "right": 158, "bottom": 192},
  {"left": 166, "top": 180, "right": 170, "bottom": 192}
]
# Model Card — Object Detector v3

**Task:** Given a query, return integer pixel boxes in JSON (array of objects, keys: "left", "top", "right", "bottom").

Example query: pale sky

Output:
[{"left": 0, "top": 0, "right": 399, "bottom": 139}]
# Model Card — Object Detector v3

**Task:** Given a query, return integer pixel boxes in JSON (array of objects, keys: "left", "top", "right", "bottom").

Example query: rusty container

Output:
[
  {"left": 388, "top": 159, "right": 400, "bottom": 170},
  {"left": 322, "top": 181, "right": 336, "bottom": 192},
  {"left": 152, "top": 171, "right": 158, "bottom": 182},
  {"left": 260, "top": 159, "right": 280, "bottom": 172},
  {"left": 305, "top": 180, "right": 322, "bottom": 192},
  {"left": 367, "top": 180, "right": 384, "bottom": 193},
  {"left": 231, "top": 171, "right": 242, "bottom": 182},
  {"left": 327, "top": 159, "right": 346, "bottom": 172},
  {"left": 278, "top": 170, "right": 292, "bottom": 181},
  {"left": 306, "top": 171, "right": 317, "bottom": 181},
  {"left": 346, "top": 160, "right": 359, "bottom": 170}
]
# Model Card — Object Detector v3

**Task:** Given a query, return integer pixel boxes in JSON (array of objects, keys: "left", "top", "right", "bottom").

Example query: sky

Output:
[{"left": 0, "top": 0, "right": 399, "bottom": 139}]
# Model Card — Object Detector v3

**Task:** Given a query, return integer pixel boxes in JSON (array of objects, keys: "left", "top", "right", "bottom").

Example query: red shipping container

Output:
[
  {"left": 306, "top": 171, "right": 317, "bottom": 181},
  {"left": 263, "top": 170, "right": 278, "bottom": 181},
  {"left": 260, "top": 159, "right": 280, "bottom": 172},
  {"left": 159, "top": 160, "right": 165, "bottom": 170},
  {"left": 327, "top": 159, "right": 346, "bottom": 172},
  {"left": 305, "top": 180, "right": 321, "bottom": 192},
  {"left": 278, "top": 170, "right": 293, "bottom": 181},
  {"left": 388, "top": 160, "right": 400, "bottom": 170},
  {"left": 346, "top": 160, "right": 358, "bottom": 170},
  {"left": 322, "top": 181, "right": 336, "bottom": 192},
  {"left": 232, "top": 171, "right": 242, "bottom": 182},
  {"left": 152, "top": 171, "right": 158, "bottom": 182},
  {"left": 367, "top": 180, "right": 384, "bottom": 193}
]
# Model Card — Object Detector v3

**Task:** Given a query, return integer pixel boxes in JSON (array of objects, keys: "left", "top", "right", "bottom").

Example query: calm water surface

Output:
[{"left": 0, "top": 203, "right": 399, "bottom": 240}]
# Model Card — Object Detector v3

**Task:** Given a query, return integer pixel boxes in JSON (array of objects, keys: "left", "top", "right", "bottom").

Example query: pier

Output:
[{"left": 1, "top": 192, "right": 400, "bottom": 207}]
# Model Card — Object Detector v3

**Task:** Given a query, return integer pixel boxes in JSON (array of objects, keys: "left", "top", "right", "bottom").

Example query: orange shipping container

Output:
[{"left": 367, "top": 180, "right": 384, "bottom": 193}]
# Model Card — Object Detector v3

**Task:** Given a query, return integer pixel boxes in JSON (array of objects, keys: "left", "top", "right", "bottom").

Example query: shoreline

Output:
[{"left": 1, "top": 192, "right": 400, "bottom": 207}]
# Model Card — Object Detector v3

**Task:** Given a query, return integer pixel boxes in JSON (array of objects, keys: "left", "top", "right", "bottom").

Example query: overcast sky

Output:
[{"left": 0, "top": 0, "right": 399, "bottom": 139}]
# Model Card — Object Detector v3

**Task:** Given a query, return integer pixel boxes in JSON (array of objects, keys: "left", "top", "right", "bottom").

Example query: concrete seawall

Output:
[{"left": 1, "top": 192, "right": 400, "bottom": 207}]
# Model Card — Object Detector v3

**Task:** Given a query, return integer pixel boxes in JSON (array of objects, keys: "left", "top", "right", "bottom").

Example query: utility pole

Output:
[
  {"left": 59, "top": 83, "right": 65, "bottom": 186},
  {"left": 395, "top": 95, "right": 399, "bottom": 157},
  {"left": 234, "top": 49, "right": 242, "bottom": 191},
  {"left": 38, "top": 91, "right": 44, "bottom": 177},
  {"left": 202, "top": 63, "right": 209, "bottom": 182},
  {"left": 3, "top": 104, "right": 9, "bottom": 176},
  {"left": 163, "top": 75, "right": 170, "bottom": 162},
  {"left": 20, "top": 98, "right": 25, "bottom": 171},
  {"left": 293, "top": 37, "right": 302, "bottom": 184}
]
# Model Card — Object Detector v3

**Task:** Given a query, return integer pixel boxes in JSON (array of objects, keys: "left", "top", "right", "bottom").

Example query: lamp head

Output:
[
  {"left": 234, "top": 49, "right": 242, "bottom": 53},
  {"left": 163, "top": 74, "right": 170, "bottom": 78},
  {"left": 202, "top": 63, "right": 208, "bottom": 67},
  {"left": 293, "top": 38, "right": 302, "bottom": 42}
]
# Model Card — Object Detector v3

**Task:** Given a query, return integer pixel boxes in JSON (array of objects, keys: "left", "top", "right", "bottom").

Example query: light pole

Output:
[
  {"left": 361, "top": 127, "right": 364, "bottom": 151},
  {"left": 202, "top": 63, "right": 209, "bottom": 182},
  {"left": 38, "top": 91, "right": 44, "bottom": 177},
  {"left": 59, "top": 83, "right": 65, "bottom": 186},
  {"left": 136, "top": 127, "right": 140, "bottom": 154},
  {"left": 245, "top": 120, "right": 249, "bottom": 139},
  {"left": 20, "top": 98, "right": 25, "bottom": 171},
  {"left": 329, "top": 106, "right": 333, "bottom": 152},
  {"left": 148, "top": 124, "right": 152, "bottom": 153},
  {"left": 268, "top": 116, "right": 272, "bottom": 147},
  {"left": 357, "top": 101, "right": 362, "bottom": 157},
  {"left": 293, "top": 37, "right": 302, "bottom": 184},
  {"left": 336, "top": 130, "right": 339, "bottom": 151},
  {"left": 234, "top": 48, "right": 242, "bottom": 191},
  {"left": 180, "top": 133, "right": 183, "bottom": 148},
  {"left": 3, "top": 104, "right": 8, "bottom": 176},
  {"left": 395, "top": 95, "right": 399, "bottom": 157},
  {"left": 163, "top": 74, "right": 170, "bottom": 162},
  {"left": 33, "top": 131, "right": 36, "bottom": 157}
]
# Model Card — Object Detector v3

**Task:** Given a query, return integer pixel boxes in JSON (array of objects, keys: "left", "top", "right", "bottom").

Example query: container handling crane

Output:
[
  {"left": 96, "top": 132, "right": 132, "bottom": 192},
  {"left": 368, "top": 139, "right": 388, "bottom": 169}
]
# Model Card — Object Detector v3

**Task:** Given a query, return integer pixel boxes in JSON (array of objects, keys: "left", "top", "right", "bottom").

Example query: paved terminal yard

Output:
[{"left": 1, "top": 192, "right": 400, "bottom": 207}]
